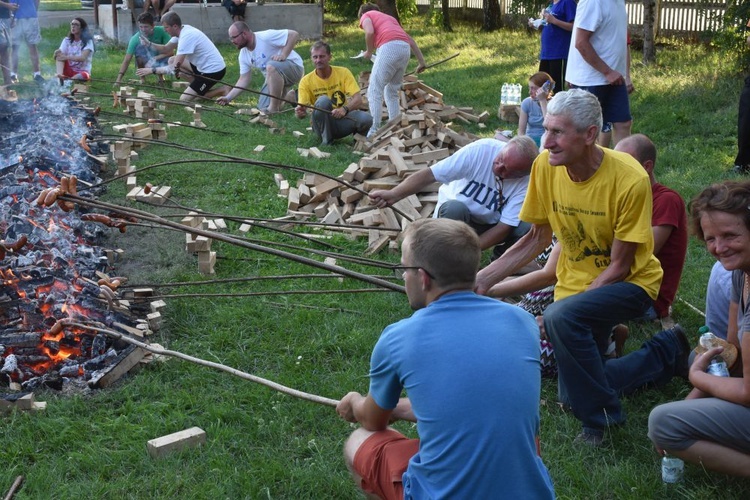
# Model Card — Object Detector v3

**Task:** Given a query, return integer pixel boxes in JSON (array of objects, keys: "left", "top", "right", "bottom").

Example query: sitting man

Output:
[
  {"left": 144, "top": 12, "right": 226, "bottom": 102},
  {"left": 295, "top": 41, "right": 372, "bottom": 145},
  {"left": 217, "top": 22, "right": 304, "bottom": 114},
  {"left": 369, "top": 136, "right": 538, "bottom": 256},
  {"left": 115, "top": 12, "right": 174, "bottom": 86},
  {"left": 615, "top": 133, "right": 687, "bottom": 325},
  {"left": 475, "top": 89, "right": 690, "bottom": 447},
  {"left": 142, "top": 0, "right": 177, "bottom": 22},
  {"left": 336, "top": 217, "right": 555, "bottom": 499}
]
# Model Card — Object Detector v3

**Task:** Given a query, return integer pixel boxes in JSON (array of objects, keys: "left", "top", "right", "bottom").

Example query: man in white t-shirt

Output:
[
  {"left": 217, "top": 21, "right": 303, "bottom": 113},
  {"left": 369, "top": 136, "right": 538, "bottom": 257},
  {"left": 149, "top": 12, "right": 226, "bottom": 102},
  {"left": 566, "top": 0, "right": 631, "bottom": 147}
]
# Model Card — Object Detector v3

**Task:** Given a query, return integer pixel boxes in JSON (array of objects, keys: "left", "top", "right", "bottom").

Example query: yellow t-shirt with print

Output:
[
  {"left": 297, "top": 66, "right": 360, "bottom": 109},
  {"left": 520, "top": 148, "right": 663, "bottom": 301}
]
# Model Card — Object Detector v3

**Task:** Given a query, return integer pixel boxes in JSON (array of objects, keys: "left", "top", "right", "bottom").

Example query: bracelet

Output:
[{"left": 342, "top": 105, "right": 349, "bottom": 113}]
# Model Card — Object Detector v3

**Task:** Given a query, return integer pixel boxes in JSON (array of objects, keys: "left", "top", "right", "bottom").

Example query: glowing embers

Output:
[{"left": 0, "top": 95, "right": 138, "bottom": 391}]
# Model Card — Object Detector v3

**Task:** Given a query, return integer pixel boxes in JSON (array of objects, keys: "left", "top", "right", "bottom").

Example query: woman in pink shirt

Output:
[{"left": 359, "top": 3, "right": 425, "bottom": 138}]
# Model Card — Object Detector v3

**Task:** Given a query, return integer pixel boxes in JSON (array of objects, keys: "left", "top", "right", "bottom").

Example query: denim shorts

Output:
[{"left": 577, "top": 83, "right": 632, "bottom": 131}]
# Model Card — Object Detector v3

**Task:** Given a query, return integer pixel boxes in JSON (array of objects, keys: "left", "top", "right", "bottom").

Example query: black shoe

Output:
[
  {"left": 33, "top": 74, "right": 45, "bottom": 84},
  {"left": 670, "top": 324, "right": 690, "bottom": 380},
  {"left": 574, "top": 429, "right": 604, "bottom": 447},
  {"left": 732, "top": 164, "right": 750, "bottom": 175},
  {"left": 10, "top": 73, "right": 18, "bottom": 84}
]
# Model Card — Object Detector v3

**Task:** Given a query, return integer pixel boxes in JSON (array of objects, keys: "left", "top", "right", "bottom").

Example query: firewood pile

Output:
[{"left": 275, "top": 75, "right": 489, "bottom": 255}]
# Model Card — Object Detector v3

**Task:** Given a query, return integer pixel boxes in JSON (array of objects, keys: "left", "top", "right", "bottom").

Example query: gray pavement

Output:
[{"left": 38, "top": 9, "right": 95, "bottom": 29}]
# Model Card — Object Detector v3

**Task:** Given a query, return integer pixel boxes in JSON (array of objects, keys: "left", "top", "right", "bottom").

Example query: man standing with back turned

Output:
[
  {"left": 475, "top": 89, "right": 690, "bottom": 447},
  {"left": 337, "top": 218, "right": 554, "bottom": 498}
]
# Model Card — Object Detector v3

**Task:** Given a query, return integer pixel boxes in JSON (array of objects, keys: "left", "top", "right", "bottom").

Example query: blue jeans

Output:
[
  {"left": 544, "top": 282, "right": 683, "bottom": 432},
  {"left": 311, "top": 96, "right": 372, "bottom": 145}
]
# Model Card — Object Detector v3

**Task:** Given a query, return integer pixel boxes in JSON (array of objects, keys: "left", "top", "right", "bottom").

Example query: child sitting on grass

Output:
[{"left": 518, "top": 71, "right": 554, "bottom": 148}]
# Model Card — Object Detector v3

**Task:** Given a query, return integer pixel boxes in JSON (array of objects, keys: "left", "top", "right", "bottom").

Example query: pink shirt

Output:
[{"left": 359, "top": 11, "right": 410, "bottom": 48}]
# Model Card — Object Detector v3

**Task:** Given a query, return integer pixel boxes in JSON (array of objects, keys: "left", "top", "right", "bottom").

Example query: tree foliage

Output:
[{"left": 701, "top": 0, "right": 750, "bottom": 69}]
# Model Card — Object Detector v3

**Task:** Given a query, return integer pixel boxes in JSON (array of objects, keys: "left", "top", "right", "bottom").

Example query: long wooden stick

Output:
[
  {"left": 149, "top": 288, "right": 395, "bottom": 300},
  {"left": 3, "top": 476, "right": 24, "bottom": 500},
  {"left": 59, "top": 193, "right": 405, "bottom": 293},
  {"left": 65, "top": 321, "right": 339, "bottom": 407}
]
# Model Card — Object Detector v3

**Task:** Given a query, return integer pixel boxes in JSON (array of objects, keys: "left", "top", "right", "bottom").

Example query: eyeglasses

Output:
[
  {"left": 391, "top": 266, "right": 436, "bottom": 280},
  {"left": 229, "top": 32, "right": 244, "bottom": 41},
  {"left": 71, "top": 22, "right": 81, "bottom": 26}
]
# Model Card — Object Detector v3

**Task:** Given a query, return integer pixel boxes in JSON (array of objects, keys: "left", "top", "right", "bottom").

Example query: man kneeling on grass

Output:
[{"left": 336, "top": 218, "right": 555, "bottom": 499}]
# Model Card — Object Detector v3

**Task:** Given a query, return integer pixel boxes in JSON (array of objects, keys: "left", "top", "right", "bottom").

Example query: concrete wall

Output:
[
  {"left": 98, "top": 6, "right": 137, "bottom": 42},
  {"left": 98, "top": 3, "right": 323, "bottom": 45}
]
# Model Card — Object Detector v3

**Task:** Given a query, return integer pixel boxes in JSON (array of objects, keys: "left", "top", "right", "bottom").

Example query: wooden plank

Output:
[
  {"left": 88, "top": 345, "right": 146, "bottom": 388},
  {"left": 147, "top": 427, "right": 207, "bottom": 459}
]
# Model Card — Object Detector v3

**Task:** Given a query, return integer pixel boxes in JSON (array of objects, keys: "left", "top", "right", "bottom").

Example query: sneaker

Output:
[
  {"left": 574, "top": 429, "right": 604, "bottom": 447},
  {"left": 670, "top": 324, "right": 690, "bottom": 380},
  {"left": 10, "top": 73, "right": 18, "bottom": 84},
  {"left": 33, "top": 74, "right": 45, "bottom": 84},
  {"left": 732, "top": 164, "right": 750, "bottom": 175}
]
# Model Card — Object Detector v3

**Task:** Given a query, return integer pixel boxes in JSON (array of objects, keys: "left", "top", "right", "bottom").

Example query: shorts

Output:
[
  {"left": 577, "top": 84, "right": 631, "bottom": 131},
  {"left": 0, "top": 18, "right": 10, "bottom": 48},
  {"left": 61, "top": 61, "right": 90, "bottom": 80},
  {"left": 188, "top": 63, "right": 226, "bottom": 96},
  {"left": 12, "top": 17, "right": 41, "bottom": 46},
  {"left": 352, "top": 429, "right": 419, "bottom": 500},
  {"left": 257, "top": 60, "right": 303, "bottom": 110}
]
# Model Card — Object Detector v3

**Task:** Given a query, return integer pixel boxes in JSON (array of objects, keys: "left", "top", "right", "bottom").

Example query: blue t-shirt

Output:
[
  {"left": 540, "top": 0, "right": 577, "bottom": 60},
  {"left": 369, "top": 291, "right": 555, "bottom": 499},
  {"left": 12, "top": 0, "right": 37, "bottom": 19},
  {"left": 521, "top": 96, "right": 545, "bottom": 142}
]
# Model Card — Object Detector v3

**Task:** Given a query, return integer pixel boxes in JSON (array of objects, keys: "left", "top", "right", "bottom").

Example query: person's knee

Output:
[
  {"left": 315, "top": 95, "right": 333, "bottom": 110},
  {"left": 437, "top": 200, "right": 471, "bottom": 222},
  {"left": 343, "top": 427, "right": 374, "bottom": 471}
]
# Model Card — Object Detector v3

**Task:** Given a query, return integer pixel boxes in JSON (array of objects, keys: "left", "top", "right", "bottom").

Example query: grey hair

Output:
[
  {"left": 507, "top": 135, "right": 540, "bottom": 166},
  {"left": 546, "top": 88, "right": 602, "bottom": 132}
]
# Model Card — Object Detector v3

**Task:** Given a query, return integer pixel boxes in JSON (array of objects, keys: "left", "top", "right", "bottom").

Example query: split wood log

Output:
[{"left": 66, "top": 322, "right": 339, "bottom": 407}]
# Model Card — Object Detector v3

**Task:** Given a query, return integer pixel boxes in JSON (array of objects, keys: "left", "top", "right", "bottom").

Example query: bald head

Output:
[{"left": 615, "top": 134, "right": 657, "bottom": 167}]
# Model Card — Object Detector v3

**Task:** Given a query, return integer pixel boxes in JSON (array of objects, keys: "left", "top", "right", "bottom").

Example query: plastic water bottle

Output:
[
  {"left": 707, "top": 357, "right": 730, "bottom": 377},
  {"left": 501, "top": 83, "right": 508, "bottom": 106},
  {"left": 514, "top": 84, "right": 522, "bottom": 105},
  {"left": 661, "top": 453, "right": 684, "bottom": 483},
  {"left": 541, "top": 80, "right": 553, "bottom": 94}
]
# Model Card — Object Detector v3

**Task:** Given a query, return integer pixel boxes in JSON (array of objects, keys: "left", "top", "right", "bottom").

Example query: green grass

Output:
[
  {"left": 39, "top": 0, "right": 82, "bottom": 11},
  {"left": 3, "top": 17, "right": 750, "bottom": 498}
]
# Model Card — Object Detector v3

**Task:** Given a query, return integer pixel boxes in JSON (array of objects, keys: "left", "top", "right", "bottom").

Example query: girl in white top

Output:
[{"left": 54, "top": 17, "right": 94, "bottom": 81}]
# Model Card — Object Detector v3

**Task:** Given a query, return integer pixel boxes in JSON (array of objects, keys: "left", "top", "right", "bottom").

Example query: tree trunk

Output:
[
  {"left": 482, "top": 0, "right": 502, "bottom": 32},
  {"left": 643, "top": 0, "right": 656, "bottom": 64},
  {"left": 376, "top": 0, "right": 400, "bottom": 23},
  {"left": 442, "top": 0, "right": 453, "bottom": 32}
]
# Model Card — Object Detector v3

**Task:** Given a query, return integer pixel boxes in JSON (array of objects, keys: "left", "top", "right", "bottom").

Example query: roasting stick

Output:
[
  {"left": 65, "top": 321, "right": 339, "bottom": 407},
  {"left": 92, "top": 135, "right": 416, "bottom": 223},
  {"left": 148, "top": 288, "right": 395, "bottom": 300},
  {"left": 57, "top": 192, "right": 405, "bottom": 293},
  {"left": 2, "top": 476, "right": 24, "bottom": 500}
]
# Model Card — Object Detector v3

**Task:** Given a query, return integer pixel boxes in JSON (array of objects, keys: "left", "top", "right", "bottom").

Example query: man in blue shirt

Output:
[
  {"left": 9, "top": 0, "right": 42, "bottom": 83},
  {"left": 336, "top": 218, "right": 554, "bottom": 499}
]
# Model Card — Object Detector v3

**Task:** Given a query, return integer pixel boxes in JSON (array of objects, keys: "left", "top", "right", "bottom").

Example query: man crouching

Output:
[{"left": 336, "top": 218, "right": 555, "bottom": 499}]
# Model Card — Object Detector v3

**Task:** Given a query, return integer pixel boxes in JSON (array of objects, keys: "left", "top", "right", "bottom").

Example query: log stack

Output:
[{"left": 276, "top": 76, "right": 488, "bottom": 254}]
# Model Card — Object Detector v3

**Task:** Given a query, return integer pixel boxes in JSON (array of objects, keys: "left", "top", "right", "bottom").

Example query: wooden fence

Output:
[{"left": 414, "top": 0, "right": 730, "bottom": 35}]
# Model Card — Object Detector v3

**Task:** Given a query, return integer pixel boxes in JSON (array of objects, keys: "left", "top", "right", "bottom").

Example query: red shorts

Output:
[
  {"left": 61, "top": 61, "right": 90, "bottom": 81},
  {"left": 353, "top": 429, "right": 419, "bottom": 500}
]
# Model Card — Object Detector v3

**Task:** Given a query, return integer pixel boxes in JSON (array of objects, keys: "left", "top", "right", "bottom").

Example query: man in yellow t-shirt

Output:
[
  {"left": 295, "top": 41, "right": 372, "bottom": 145},
  {"left": 475, "top": 89, "right": 689, "bottom": 447}
]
